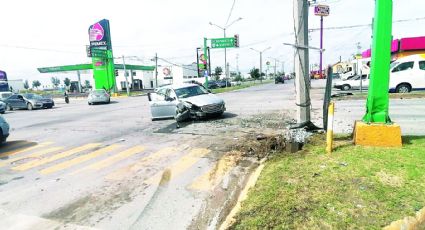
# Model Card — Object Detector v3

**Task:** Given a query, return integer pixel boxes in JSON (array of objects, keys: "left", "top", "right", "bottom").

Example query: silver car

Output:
[
  {"left": 0, "top": 115, "right": 10, "bottom": 143},
  {"left": 148, "top": 83, "right": 226, "bottom": 120},
  {"left": 88, "top": 89, "right": 111, "bottom": 105}
]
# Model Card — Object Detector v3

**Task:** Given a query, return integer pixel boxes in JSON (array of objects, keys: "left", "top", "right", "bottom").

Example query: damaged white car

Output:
[{"left": 148, "top": 83, "right": 226, "bottom": 121}]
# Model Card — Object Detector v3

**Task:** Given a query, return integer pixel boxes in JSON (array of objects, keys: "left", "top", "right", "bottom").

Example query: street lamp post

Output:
[
  {"left": 209, "top": 17, "right": 242, "bottom": 85},
  {"left": 250, "top": 47, "right": 271, "bottom": 83}
]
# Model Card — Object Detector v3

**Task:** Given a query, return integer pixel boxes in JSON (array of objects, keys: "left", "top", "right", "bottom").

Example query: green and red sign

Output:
[{"left": 88, "top": 19, "right": 116, "bottom": 91}]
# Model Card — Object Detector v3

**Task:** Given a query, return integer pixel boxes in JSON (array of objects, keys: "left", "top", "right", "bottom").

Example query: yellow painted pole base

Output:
[{"left": 353, "top": 121, "right": 402, "bottom": 147}]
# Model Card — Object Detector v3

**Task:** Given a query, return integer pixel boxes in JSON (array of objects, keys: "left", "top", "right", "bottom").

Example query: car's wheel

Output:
[
  {"left": 395, "top": 83, "right": 411, "bottom": 93},
  {"left": 107, "top": 99, "right": 111, "bottom": 104},
  {"left": 88, "top": 102, "right": 92, "bottom": 105},
  {"left": 27, "top": 103, "right": 33, "bottom": 110},
  {"left": 342, "top": 84, "right": 351, "bottom": 91},
  {"left": 6, "top": 105, "right": 12, "bottom": 111}
]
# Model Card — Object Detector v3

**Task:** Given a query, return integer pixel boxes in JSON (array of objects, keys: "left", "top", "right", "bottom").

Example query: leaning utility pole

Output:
[
  {"left": 294, "top": 0, "right": 311, "bottom": 124},
  {"left": 122, "top": 55, "right": 130, "bottom": 96}
]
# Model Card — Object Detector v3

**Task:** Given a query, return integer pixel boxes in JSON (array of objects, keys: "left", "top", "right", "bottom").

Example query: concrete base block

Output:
[{"left": 353, "top": 121, "right": 402, "bottom": 147}]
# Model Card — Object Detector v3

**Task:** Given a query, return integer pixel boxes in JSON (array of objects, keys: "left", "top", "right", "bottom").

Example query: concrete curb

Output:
[{"left": 384, "top": 207, "right": 425, "bottom": 230}]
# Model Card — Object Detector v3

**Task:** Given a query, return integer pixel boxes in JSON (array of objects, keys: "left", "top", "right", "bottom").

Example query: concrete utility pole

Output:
[
  {"left": 122, "top": 55, "right": 130, "bottom": 96},
  {"left": 155, "top": 53, "right": 158, "bottom": 88},
  {"left": 294, "top": 0, "right": 311, "bottom": 124},
  {"left": 250, "top": 47, "right": 271, "bottom": 83}
]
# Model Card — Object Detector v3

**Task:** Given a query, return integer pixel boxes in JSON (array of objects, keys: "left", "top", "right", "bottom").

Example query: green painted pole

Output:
[
  {"left": 363, "top": 0, "right": 393, "bottom": 123},
  {"left": 204, "top": 37, "right": 209, "bottom": 89}
]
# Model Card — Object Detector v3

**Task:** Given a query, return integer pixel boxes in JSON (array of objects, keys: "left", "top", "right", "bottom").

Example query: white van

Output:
[{"left": 389, "top": 54, "right": 425, "bottom": 93}]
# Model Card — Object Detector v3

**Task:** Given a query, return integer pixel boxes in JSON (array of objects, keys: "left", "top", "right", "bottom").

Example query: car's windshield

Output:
[
  {"left": 174, "top": 85, "right": 209, "bottom": 99},
  {"left": 92, "top": 90, "right": 106, "bottom": 95},
  {"left": 24, "top": 94, "right": 43, "bottom": 100}
]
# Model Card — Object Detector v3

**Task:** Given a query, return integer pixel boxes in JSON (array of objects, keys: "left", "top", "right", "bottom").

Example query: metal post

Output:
[
  {"left": 122, "top": 55, "right": 130, "bottom": 96},
  {"left": 362, "top": 0, "right": 393, "bottom": 123},
  {"left": 294, "top": 0, "right": 311, "bottom": 123},
  {"left": 319, "top": 16, "right": 324, "bottom": 79},
  {"left": 155, "top": 53, "right": 158, "bottom": 88},
  {"left": 224, "top": 28, "right": 228, "bottom": 87},
  {"left": 274, "top": 59, "right": 277, "bottom": 77},
  {"left": 204, "top": 38, "right": 209, "bottom": 89},
  {"left": 260, "top": 52, "right": 263, "bottom": 83}
]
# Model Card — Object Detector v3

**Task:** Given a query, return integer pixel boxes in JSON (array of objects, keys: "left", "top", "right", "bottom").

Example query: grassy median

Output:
[
  {"left": 230, "top": 135, "right": 425, "bottom": 229},
  {"left": 212, "top": 80, "right": 273, "bottom": 94}
]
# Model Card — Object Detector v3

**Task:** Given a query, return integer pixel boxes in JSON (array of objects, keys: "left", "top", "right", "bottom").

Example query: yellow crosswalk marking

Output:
[
  {"left": 40, "top": 145, "right": 121, "bottom": 175},
  {"left": 146, "top": 148, "right": 210, "bottom": 185},
  {"left": 0, "top": 142, "right": 53, "bottom": 158},
  {"left": 0, "top": 147, "right": 64, "bottom": 167},
  {"left": 190, "top": 153, "right": 240, "bottom": 191},
  {"left": 106, "top": 147, "right": 178, "bottom": 181},
  {"left": 71, "top": 145, "right": 145, "bottom": 175},
  {"left": 12, "top": 143, "right": 101, "bottom": 172}
]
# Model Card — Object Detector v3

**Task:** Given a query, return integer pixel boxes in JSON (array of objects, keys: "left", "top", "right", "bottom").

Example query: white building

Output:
[{"left": 115, "top": 63, "right": 205, "bottom": 90}]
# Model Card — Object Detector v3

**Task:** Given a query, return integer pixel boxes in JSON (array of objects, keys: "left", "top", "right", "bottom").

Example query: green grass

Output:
[
  {"left": 230, "top": 135, "right": 425, "bottom": 229},
  {"left": 211, "top": 80, "right": 273, "bottom": 94},
  {"left": 334, "top": 91, "right": 425, "bottom": 100}
]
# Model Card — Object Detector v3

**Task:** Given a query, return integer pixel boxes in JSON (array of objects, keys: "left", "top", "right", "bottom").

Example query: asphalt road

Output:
[{"left": 0, "top": 82, "right": 424, "bottom": 230}]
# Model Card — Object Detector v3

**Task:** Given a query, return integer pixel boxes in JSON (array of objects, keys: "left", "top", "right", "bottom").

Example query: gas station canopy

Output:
[{"left": 37, "top": 64, "right": 155, "bottom": 73}]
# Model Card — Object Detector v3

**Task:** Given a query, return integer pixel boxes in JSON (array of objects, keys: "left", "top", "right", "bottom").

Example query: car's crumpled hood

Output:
[{"left": 182, "top": 94, "right": 224, "bottom": 107}]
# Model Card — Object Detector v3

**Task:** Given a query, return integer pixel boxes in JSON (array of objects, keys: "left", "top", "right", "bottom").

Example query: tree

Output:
[
  {"left": 63, "top": 78, "right": 71, "bottom": 88},
  {"left": 214, "top": 66, "right": 223, "bottom": 81},
  {"left": 249, "top": 68, "right": 260, "bottom": 81},
  {"left": 84, "top": 80, "right": 92, "bottom": 89},
  {"left": 23, "top": 80, "right": 29, "bottom": 90},
  {"left": 32, "top": 80, "right": 41, "bottom": 89},
  {"left": 234, "top": 74, "right": 244, "bottom": 82},
  {"left": 51, "top": 77, "right": 60, "bottom": 88}
]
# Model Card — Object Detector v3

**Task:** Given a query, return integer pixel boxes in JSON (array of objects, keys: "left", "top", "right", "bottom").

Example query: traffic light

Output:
[
  {"left": 114, "top": 69, "right": 118, "bottom": 76},
  {"left": 234, "top": 34, "right": 240, "bottom": 48}
]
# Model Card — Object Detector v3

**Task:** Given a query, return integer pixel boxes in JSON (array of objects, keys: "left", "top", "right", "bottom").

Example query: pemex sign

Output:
[{"left": 88, "top": 19, "right": 115, "bottom": 91}]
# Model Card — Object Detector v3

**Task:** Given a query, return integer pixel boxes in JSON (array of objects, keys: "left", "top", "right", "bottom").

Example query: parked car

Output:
[
  {"left": 0, "top": 92, "right": 13, "bottom": 102},
  {"left": 205, "top": 80, "right": 220, "bottom": 89},
  {"left": 4, "top": 93, "right": 54, "bottom": 110},
  {"left": 148, "top": 83, "right": 226, "bottom": 120},
  {"left": 217, "top": 80, "right": 232, "bottom": 88},
  {"left": 275, "top": 76, "right": 285, "bottom": 84},
  {"left": 389, "top": 54, "right": 425, "bottom": 93},
  {"left": 88, "top": 89, "right": 111, "bottom": 105},
  {"left": 0, "top": 115, "right": 10, "bottom": 143},
  {"left": 333, "top": 74, "right": 369, "bottom": 91},
  {"left": 0, "top": 101, "right": 6, "bottom": 114}
]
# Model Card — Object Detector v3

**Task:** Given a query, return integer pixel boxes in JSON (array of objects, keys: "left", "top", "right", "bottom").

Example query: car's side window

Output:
[
  {"left": 392, "top": 61, "right": 414, "bottom": 73},
  {"left": 167, "top": 89, "right": 177, "bottom": 99},
  {"left": 9, "top": 95, "right": 17, "bottom": 99},
  {"left": 419, "top": 61, "right": 425, "bottom": 71}
]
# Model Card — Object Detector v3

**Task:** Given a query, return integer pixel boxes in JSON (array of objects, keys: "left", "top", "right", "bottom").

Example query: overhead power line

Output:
[{"left": 309, "top": 16, "right": 425, "bottom": 32}]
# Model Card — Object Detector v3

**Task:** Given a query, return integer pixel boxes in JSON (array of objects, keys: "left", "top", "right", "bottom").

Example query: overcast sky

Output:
[{"left": 1, "top": 0, "right": 424, "bottom": 84}]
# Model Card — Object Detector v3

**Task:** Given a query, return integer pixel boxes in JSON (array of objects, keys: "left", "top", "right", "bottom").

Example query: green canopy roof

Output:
[{"left": 38, "top": 63, "right": 155, "bottom": 73}]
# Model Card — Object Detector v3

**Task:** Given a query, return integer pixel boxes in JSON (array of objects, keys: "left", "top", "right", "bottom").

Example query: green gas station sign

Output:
[{"left": 88, "top": 19, "right": 116, "bottom": 92}]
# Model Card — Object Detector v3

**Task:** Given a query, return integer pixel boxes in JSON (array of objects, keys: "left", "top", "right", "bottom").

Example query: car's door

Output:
[
  {"left": 418, "top": 60, "right": 425, "bottom": 88},
  {"left": 149, "top": 88, "right": 178, "bottom": 119},
  {"left": 16, "top": 95, "right": 27, "bottom": 108},
  {"left": 6, "top": 95, "right": 19, "bottom": 108},
  {"left": 360, "top": 74, "right": 369, "bottom": 89}
]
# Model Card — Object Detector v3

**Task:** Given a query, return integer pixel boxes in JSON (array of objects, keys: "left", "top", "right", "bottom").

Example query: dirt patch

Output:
[{"left": 376, "top": 171, "right": 404, "bottom": 187}]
